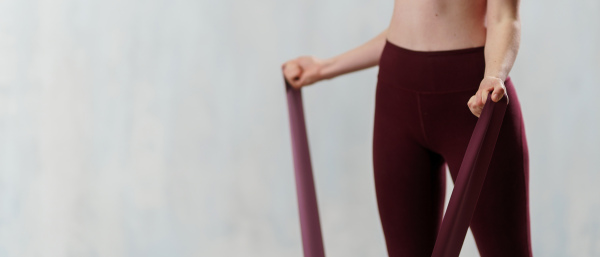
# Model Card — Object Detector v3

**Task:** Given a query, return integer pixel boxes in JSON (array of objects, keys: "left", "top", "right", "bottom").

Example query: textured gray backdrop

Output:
[{"left": 0, "top": 0, "right": 598, "bottom": 256}]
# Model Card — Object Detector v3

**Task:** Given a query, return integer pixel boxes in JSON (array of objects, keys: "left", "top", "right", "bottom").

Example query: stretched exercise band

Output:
[
  {"left": 284, "top": 75, "right": 326, "bottom": 257},
  {"left": 283, "top": 74, "right": 508, "bottom": 257}
]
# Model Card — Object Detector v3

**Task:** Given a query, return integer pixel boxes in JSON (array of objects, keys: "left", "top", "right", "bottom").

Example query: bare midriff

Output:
[{"left": 387, "top": 0, "right": 488, "bottom": 51}]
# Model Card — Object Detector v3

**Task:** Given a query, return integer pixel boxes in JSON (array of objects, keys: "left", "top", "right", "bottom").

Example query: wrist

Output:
[
  {"left": 483, "top": 71, "right": 507, "bottom": 82},
  {"left": 318, "top": 57, "right": 338, "bottom": 81}
]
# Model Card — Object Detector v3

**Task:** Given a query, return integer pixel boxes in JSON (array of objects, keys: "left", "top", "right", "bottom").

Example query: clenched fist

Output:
[
  {"left": 281, "top": 56, "right": 327, "bottom": 90},
  {"left": 468, "top": 76, "right": 509, "bottom": 118}
]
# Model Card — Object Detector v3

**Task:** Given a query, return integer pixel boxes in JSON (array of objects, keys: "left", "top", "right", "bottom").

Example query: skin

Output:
[{"left": 281, "top": 0, "right": 521, "bottom": 118}]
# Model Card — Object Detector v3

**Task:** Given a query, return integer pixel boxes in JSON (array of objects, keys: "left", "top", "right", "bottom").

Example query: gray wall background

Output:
[{"left": 0, "top": 0, "right": 598, "bottom": 256}]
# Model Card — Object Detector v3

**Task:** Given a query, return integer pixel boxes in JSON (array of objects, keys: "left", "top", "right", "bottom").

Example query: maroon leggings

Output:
[{"left": 373, "top": 40, "right": 533, "bottom": 256}]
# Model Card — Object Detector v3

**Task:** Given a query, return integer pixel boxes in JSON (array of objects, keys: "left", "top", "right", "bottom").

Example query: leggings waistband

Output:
[{"left": 378, "top": 39, "right": 488, "bottom": 93}]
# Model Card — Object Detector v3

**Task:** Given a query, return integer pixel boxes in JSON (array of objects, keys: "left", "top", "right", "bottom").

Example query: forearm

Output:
[
  {"left": 483, "top": 11, "right": 521, "bottom": 81},
  {"left": 319, "top": 27, "right": 389, "bottom": 80}
]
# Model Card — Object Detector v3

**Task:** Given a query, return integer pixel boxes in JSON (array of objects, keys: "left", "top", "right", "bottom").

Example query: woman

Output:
[{"left": 281, "top": 0, "right": 532, "bottom": 256}]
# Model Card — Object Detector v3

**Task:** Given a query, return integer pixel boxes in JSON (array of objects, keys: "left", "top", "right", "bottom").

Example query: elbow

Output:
[
  {"left": 488, "top": 15, "right": 521, "bottom": 31},
  {"left": 487, "top": 4, "right": 521, "bottom": 28}
]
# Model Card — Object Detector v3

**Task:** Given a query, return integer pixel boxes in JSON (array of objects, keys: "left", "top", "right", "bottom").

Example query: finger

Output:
[
  {"left": 284, "top": 64, "right": 301, "bottom": 80},
  {"left": 290, "top": 76, "right": 303, "bottom": 89},
  {"left": 467, "top": 95, "right": 476, "bottom": 109},
  {"left": 475, "top": 90, "right": 482, "bottom": 106},
  {"left": 474, "top": 104, "right": 483, "bottom": 117},
  {"left": 470, "top": 105, "right": 480, "bottom": 118},
  {"left": 484, "top": 83, "right": 497, "bottom": 104},
  {"left": 284, "top": 65, "right": 303, "bottom": 88},
  {"left": 469, "top": 103, "right": 481, "bottom": 118},
  {"left": 475, "top": 89, "right": 485, "bottom": 106},
  {"left": 467, "top": 95, "right": 481, "bottom": 118},
  {"left": 297, "top": 73, "right": 313, "bottom": 87},
  {"left": 481, "top": 89, "right": 489, "bottom": 105},
  {"left": 475, "top": 91, "right": 485, "bottom": 113},
  {"left": 491, "top": 84, "right": 506, "bottom": 102}
]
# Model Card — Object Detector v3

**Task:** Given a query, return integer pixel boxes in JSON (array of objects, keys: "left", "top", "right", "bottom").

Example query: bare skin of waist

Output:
[{"left": 387, "top": 0, "right": 488, "bottom": 51}]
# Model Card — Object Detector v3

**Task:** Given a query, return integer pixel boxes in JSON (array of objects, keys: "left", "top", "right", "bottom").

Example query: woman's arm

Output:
[
  {"left": 319, "top": 28, "right": 389, "bottom": 80},
  {"left": 468, "top": 0, "right": 521, "bottom": 117},
  {"left": 484, "top": 0, "right": 521, "bottom": 82},
  {"left": 282, "top": 28, "right": 389, "bottom": 89}
]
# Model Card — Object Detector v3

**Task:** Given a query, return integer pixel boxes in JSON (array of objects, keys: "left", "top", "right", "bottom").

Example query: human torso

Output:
[{"left": 387, "top": 0, "right": 487, "bottom": 51}]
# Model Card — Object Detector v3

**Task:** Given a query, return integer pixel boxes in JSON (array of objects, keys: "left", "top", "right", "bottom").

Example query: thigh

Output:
[
  {"left": 438, "top": 78, "right": 532, "bottom": 257},
  {"left": 469, "top": 78, "right": 532, "bottom": 257},
  {"left": 372, "top": 93, "right": 447, "bottom": 256}
]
